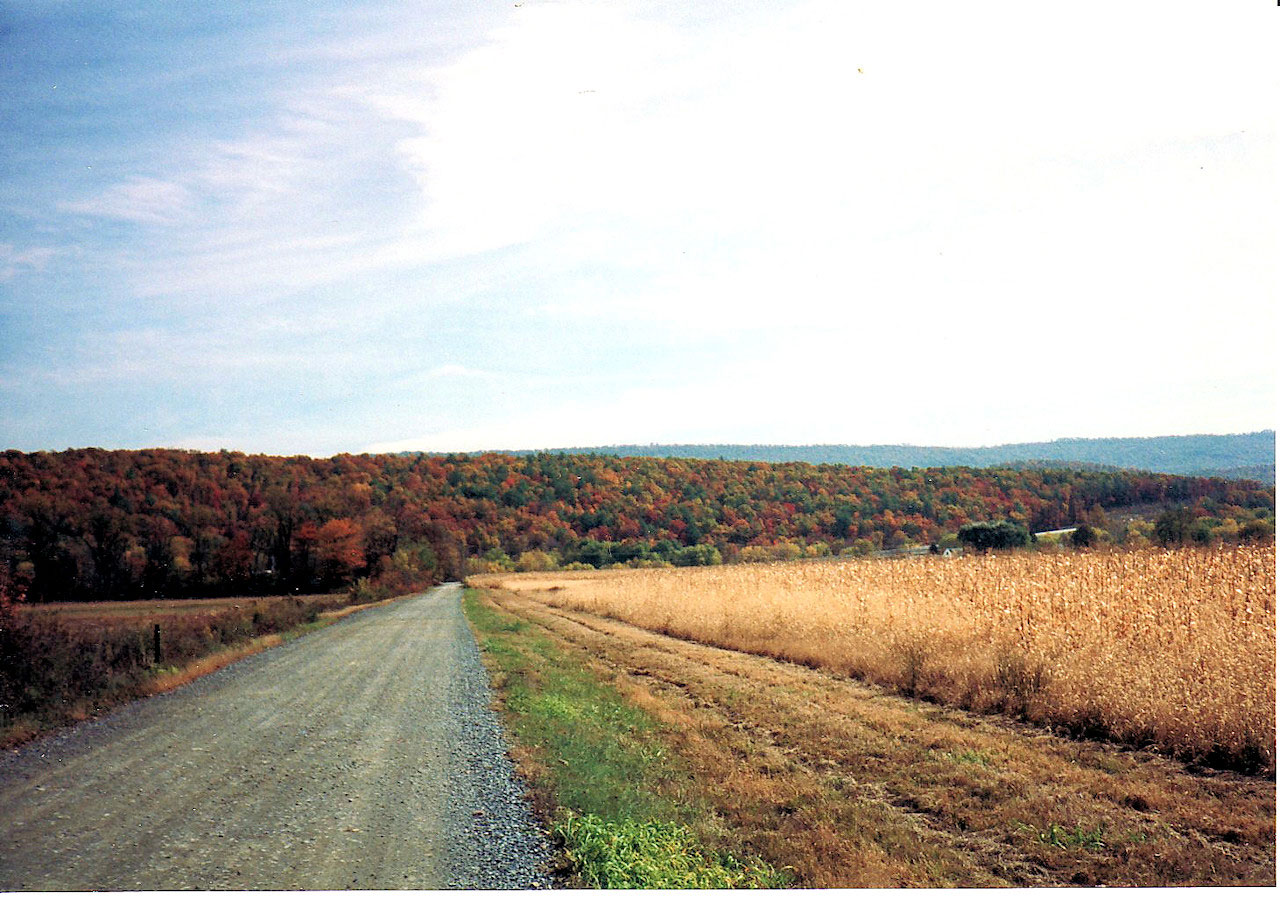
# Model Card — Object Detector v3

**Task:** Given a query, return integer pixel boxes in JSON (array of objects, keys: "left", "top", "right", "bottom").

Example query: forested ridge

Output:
[{"left": 1, "top": 448, "right": 1273, "bottom": 604}]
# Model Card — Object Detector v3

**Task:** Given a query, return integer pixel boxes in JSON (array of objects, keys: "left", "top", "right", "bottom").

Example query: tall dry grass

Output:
[{"left": 475, "top": 545, "right": 1276, "bottom": 773}]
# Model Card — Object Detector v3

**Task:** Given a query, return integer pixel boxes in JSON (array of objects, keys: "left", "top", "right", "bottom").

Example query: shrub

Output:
[
  {"left": 1, "top": 593, "right": 350, "bottom": 738},
  {"left": 672, "top": 545, "right": 722, "bottom": 567},
  {"left": 516, "top": 550, "right": 558, "bottom": 572},
  {"left": 1070, "top": 526, "right": 1098, "bottom": 549}
]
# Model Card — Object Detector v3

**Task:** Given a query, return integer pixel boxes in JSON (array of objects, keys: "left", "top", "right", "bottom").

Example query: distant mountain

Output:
[
  {"left": 1194, "top": 464, "right": 1275, "bottom": 483},
  {"left": 486, "top": 431, "right": 1275, "bottom": 482}
]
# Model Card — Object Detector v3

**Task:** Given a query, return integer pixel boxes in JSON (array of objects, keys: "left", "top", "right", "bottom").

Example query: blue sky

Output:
[{"left": 2, "top": 1, "right": 1275, "bottom": 456}]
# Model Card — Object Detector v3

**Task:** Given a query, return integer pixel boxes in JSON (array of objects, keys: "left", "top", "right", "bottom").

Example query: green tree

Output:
[
  {"left": 1154, "top": 507, "right": 1194, "bottom": 545},
  {"left": 672, "top": 544, "right": 722, "bottom": 567},
  {"left": 1070, "top": 525, "right": 1097, "bottom": 549},
  {"left": 957, "top": 520, "right": 1030, "bottom": 552}
]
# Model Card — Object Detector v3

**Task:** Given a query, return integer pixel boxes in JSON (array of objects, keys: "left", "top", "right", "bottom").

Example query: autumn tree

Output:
[
  {"left": 0, "top": 448, "right": 1271, "bottom": 602},
  {"left": 315, "top": 519, "right": 365, "bottom": 587}
]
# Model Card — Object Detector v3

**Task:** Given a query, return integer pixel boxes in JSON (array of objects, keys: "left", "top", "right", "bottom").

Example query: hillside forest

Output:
[{"left": 0, "top": 448, "right": 1273, "bottom": 604}]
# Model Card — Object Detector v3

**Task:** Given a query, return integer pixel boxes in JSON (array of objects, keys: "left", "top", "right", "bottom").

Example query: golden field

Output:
[{"left": 473, "top": 544, "right": 1276, "bottom": 773}]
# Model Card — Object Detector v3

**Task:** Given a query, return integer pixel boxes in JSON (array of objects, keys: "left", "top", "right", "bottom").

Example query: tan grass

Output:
[
  {"left": 473, "top": 545, "right": 1276, "bottom": 772},
  {"left": 479, "top": 587, "right": 1276, "bottom": 886},
  {"left": 145, "top": 633, "right": 286, "bottom": 694},
  {"left": 22, "top": 593, "right": 341, "bottom": 623}
]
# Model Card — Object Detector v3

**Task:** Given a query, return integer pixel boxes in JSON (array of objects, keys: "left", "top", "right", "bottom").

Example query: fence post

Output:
[{"left": 153, "top": 623, "right": 162, "bottom": 665}]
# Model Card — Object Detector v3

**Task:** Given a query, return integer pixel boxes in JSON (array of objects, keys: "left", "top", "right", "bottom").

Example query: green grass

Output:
[
  {"left": 462, "top": 587, "right": 788, "bottom": 889},
  {"left": 1019, "top": 821, "right": 1108, "bottom": 852},
  {"left": 553, "top": 812, "right": 788, "bottom": 889},
  {"left": 945, "top": 748, "right": 994, "bottom": 767}
]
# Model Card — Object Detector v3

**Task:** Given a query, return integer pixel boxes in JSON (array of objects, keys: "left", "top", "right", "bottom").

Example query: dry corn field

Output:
[{"left": 474, "top": 544, "right": 1275, "bottom": 773}]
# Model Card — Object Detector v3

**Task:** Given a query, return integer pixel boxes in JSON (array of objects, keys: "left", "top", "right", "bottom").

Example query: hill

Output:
[
  {"left": 487, "top": 431, "right": 1276, "bottom": 481},
  {"left": 1, "top": 448, "right": 1273, "bottom": 604}
]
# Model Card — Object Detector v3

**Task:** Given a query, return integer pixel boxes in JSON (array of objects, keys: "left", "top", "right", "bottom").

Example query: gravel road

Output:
[{"left": 0, "top": 584, "right": 553, "bottom": 890}]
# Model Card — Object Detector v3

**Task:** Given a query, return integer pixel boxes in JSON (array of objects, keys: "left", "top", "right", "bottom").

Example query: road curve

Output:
[{"left": 0, "top": 584, "right": 552, "bottom": 890}]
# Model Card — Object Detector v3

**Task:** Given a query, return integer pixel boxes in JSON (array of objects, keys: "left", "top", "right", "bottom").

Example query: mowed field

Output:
[{"left": 468, "top": 545, "right": 1275, "bottom": 886}]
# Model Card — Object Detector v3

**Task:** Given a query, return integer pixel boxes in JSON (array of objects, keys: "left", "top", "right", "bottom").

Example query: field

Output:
[
  {"left": 19, "top": 594, "right": 342, "bottom": 628},
  {"left": 465, "top": 570, "right": 1276, "bottom": 886},
  {"left": 473, "top": 545, "right": 1275, "bottom": 774}
]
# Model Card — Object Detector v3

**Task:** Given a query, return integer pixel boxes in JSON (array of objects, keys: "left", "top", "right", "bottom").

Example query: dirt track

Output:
[{"left": 0, "top": 584, "right": 551, "bottom": 890}]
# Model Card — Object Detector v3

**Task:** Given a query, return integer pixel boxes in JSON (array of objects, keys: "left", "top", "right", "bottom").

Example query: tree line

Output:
[{"left": 0, "top": 448, "right": 1272, "bottom": 603}]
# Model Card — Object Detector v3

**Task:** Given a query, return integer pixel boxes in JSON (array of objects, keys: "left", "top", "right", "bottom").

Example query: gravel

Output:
[{"left": 0, "top": 583, "right": 554, "bottom": 890}]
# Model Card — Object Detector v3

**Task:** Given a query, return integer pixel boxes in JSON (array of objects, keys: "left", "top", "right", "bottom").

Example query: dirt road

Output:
[{"left": 0, "top": 584, "right": 551, "bottom": 890}]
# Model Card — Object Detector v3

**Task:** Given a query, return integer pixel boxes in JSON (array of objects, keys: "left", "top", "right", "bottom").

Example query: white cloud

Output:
[
  {"left": 64, "top": 177, "right": 194, "bottom": 225},
  {"left": 351, "top": 1, "right": 1276, "bottom": 312},
  {"left": 0, "top": 243, "right": 57, "bottom": 282},
  {"left": 7, "top": 1, "right": 1275, "bottom": 454},
  {"left": 426, "top": 364, "right": 494, "bottom": 379},
  {"left": 362, "top": 341, "right": 1275, "bottom": 454},
  {"left": 50, "top": 1, "right": 1280, "bottom": 320},
  {"left": 50, "top": 54, "right": 431, "bottom": 303},
  {"left": 360, "top": 395, "right": 684, "bottom": 455},
  {"left": 31, "top": 324, "right": 368, "bottom": 390}
]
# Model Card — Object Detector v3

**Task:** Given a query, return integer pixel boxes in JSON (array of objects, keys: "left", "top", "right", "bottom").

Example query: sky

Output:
[{"left": 1, "top": 0, "right": 1276, "bottom": 457}]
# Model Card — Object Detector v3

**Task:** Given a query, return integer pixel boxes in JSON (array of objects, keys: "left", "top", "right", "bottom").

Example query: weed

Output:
[
  {"left": 1021, "top": 821, "right": 1108, "bottom": 851},
  {"left": 1, "top": 591, "right": 358, "bottom": 747},
  {"left": 993, "top": 645, "right": 1048, "bottom": 715},
  {"left": 895, "top": 639, "right": 929, "bottom": 698},
  {"left": 553, "top": 812, "right": 788, "bottom": 889},
  {"left": 946, "top": 749, "right": 992, "bottom": 767}
]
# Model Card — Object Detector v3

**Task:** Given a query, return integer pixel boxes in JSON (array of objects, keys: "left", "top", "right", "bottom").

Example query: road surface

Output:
[{"left": 0, "top": 584, "right": 551, "bottom": 890}]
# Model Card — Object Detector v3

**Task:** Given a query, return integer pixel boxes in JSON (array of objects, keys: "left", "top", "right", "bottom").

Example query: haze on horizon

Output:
[{"left": 2, "top": 1, "right": 1275, "bottom": 458}]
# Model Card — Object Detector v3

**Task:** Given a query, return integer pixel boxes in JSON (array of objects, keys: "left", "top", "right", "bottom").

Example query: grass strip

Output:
[{"left": 462, "top": 587, "right": 788, "bottom": 889}]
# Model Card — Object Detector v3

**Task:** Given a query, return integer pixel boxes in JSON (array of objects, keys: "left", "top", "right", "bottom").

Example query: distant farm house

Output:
[{"left": 874, "top": 546, "right": 962, "bottom": 559}]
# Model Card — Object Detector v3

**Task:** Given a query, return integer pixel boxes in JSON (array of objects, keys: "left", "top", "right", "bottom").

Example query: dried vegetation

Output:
[
  {"left": 473, "top": 587, "right": 1275, "bottom": 887},
  {"left": 1, "top": 592, "right": 354, "bottom": 743},
  {"left": 474, "top": 545, "right": 1275, "bottom": 774}
]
